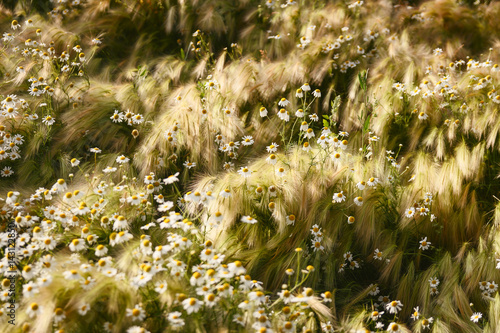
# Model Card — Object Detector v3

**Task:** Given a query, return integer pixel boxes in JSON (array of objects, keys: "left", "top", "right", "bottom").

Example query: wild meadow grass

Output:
[{"left": 0, "top": 0, "right": 500, "bottom": 332}]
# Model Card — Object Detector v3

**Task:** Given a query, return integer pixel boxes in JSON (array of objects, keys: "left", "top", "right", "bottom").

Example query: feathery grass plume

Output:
[{"left": 485, "top": 295, "right": 500, "bottom": 333}]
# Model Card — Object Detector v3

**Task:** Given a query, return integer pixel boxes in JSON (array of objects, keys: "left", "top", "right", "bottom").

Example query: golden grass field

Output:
[{"left": 1, "top": 0, "right": 500, "bottom": 332}]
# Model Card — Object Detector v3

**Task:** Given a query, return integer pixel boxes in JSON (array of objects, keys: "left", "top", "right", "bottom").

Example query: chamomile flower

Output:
[
  {"left": 295, "top": 109, "right": 305, "bottom": 117},
  {"left": 184, "top": 160, "right": 196, "bottom": 169},
  {"left": 241, "top": 216, "right": 258, "bottom": 224},
  {"left": 53, "top": 308, "right": 66, "bottom": 324},
  {"left": 411, "top": 307, "right": 420, "bottom": 320},
  {"left": 204, "top": 293, "right": 219, "bottom": 307},
  {"left": 11, "top": 20, "right": 20, "bottom": 30},
  {"left": 155, "top": 281, "right": 168, "bottom": 294},
  {"left": 167, "top": 311, "right": 185, "bottom": 328},
  {"left": 429, "top": 277, "right": 440, "bottom": 288},
  {"left": 282, "top": 321, "right": 296, "bottom": 333},
  {"left": 259, "top": 107, "right": 268, "bottom": 117},
  {"left": 266, "top": 143, "right": 279, "bottom": 153},
  {"left": 220, "top": 188, "right": 231, "bottom": 198},
  {"left": 182, "top": 298, "right": 202, "bottom": 314},
  {"left": 1, "top": 167, "right": 14, "bottom": 177},
  {"left": 422, "top": 317, "right": 434, "bottom": 330},
  {"left": 386, "top": 322, "right": 402, "bottom": 332},
  {"left": 205, "top": 79, "right": 219, "bottom": 90},
  {"left": 368, "top": 284, "right": 380, "bottom": 296},
  {"left": 276, "top": 167, "right": 286, "bottom": 177},
  {"left": 103, "top": 166, "right": 117, "bottom": 173},
  {"left": 332, "top": 191, "right": 346, "bottom": 203},
  {"left": 116, "top": 155, "right": 130, "bottom": 164},
  {"left": 356, "top": 181, "right": 366, "bottom": 190},
  {"left": 277, "top": 109, "right": 290, "bottom": 122},
  {"left": 301, "top": 83, "right": 311, "bottom": 91},
  {"left": 349, "top": 260, "right": 360, "bottom": 270},
  {"left": 26, "top": 302, "right": 43, "bottom": 318},
  {"left": 95, "top": 244, "right": 108, "bottom": 257},
  {"left": 343, "top": 251, "right": 353, "bottom": 262},
  {"left": 77, "top": 303, "right": 91, "bottom": 315},
  {"left": 266, "top": 154, "right": 278, "bottom": 165},
  {"left": 418, "top": 112, "right": 428, "bottom": 120},
  {"left": 353, "top": 196, "right": 363, "bottom": 206},
  {"left": 363, "top": 308, "right": 379, "bottom": 321},
  {"left": 419, "top": 237, "right": 431, "bottom": 250},
  {"left": 164, "top": 172, "right": 180, "bottom": 184},
  {"left": 470, "top": 312, "right": 482, "bottom": 323},
  {"left": 285, "top": 214, "right": 296, "bottom": 226},
  {"left": 300, "top": 121, "right": 309, "bottom": 132},
  {"left": 304, "top": 128, "right": 315, "bottom": 139},
  {"left": 373, "top": 249, "right": 383, "bottom": 260},
  {"left": 22, "top": 281, "right": 39, "bottom": 297},
  {"left": 331, "top": 152, "right": 342, "bottom": 162},
  {"left": 385, "top": 300, "right": 403, "bottom": 314},
  {"left": 487, "top": 281, "right": 498, "bottom": 293},
  {"left": 126, "top": 304, "right": 146, "bottom": 321},
  {"left": 43, "top": 115, "right": 56, "bottom": 126},
  {"left": 63, "top": 269, "right": 81, "bottom": 280},
  {"left": 278, "top": 98, "right": 290, "bottom": 107},
  {"left": 238, "top": 167, "right": 252, "bottom": 178},
  {"left": 69, "top": 238, "right": 86, "bottom": 251},
  {"left": 108, "top": 110, "right": 121, "bottom": 123},
  {"left": 312, "top": 241, "right": 324, "bottom": 251},
  {"left": 405, "top": 208, "right": 415, "bottom": 218}
]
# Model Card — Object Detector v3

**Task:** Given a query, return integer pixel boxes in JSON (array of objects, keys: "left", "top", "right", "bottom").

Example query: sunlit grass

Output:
[{"left": 0, "top": 0, "right": 500, "bottom": 332}]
